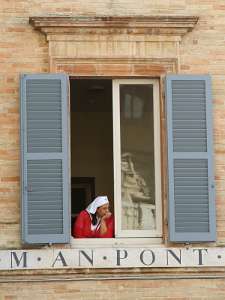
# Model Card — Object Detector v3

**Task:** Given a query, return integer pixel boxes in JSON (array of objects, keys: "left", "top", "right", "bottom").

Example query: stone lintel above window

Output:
[
  {"left": 28, "top": 15, "right": 199, "bottom": 75},
  {"left": 29, "top": 15, "right": 198, "bottom": 38}
]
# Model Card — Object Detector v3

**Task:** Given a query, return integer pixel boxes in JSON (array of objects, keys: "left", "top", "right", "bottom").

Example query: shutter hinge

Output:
[{"left": 25, "top": 185, "right": 32, "bottom": 192}]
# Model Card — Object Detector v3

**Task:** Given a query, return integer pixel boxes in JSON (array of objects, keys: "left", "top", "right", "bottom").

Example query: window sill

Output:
[{"left": 70, "top": 237, "right": 163, "bottom": 248}]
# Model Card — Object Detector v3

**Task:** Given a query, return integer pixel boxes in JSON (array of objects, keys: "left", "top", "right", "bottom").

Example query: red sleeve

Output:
[
  {"left": 73, "top": 211, "right": 94, "bottom": 238},
  {"left": 94, "top": 215, "right": 114, "bottom": 238}
]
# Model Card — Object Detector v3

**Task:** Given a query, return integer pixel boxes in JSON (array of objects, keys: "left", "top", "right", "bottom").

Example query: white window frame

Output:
[
  {"left": 70, "top": 78, "right": 162, "bottom": 247},
  {"left": 113, "top": 79, "right": 162, "bottom": 238}
]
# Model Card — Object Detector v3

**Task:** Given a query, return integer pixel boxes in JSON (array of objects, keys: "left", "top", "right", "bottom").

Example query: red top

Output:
[{"left": 73, "top": 210, "right": 114, "bottom": 238}]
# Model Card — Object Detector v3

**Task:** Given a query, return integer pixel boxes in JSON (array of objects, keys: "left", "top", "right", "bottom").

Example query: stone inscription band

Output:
[{"left": 0, "top": 247, "right": 224, "bottom": 270}]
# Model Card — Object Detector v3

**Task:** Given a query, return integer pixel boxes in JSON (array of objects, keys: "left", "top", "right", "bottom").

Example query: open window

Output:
[
  {"left": 70, "top": 78, "right": 162, "bottom": 239},
  {"left": 20, "top": 73, "right": 215, "bottom": 245},
  {"left": 70, "top": 79, "right": 114, "bottom": 234}
]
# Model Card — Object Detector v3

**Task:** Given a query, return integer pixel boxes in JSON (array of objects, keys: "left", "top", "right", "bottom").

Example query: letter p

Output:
[{"left": 116, "top": 249, "right": 128, "bottom": 266}]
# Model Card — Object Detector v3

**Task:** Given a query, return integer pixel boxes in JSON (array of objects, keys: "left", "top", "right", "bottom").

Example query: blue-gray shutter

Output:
[
  {"left": 20, "top": 74, "right": 70, "bottom": 244},
  {"left": 166, "top": 75, "right": 216, "bottom": 242}
]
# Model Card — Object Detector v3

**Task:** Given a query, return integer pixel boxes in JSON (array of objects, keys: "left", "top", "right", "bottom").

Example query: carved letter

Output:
[
  {"left": 10, "top": 252, "right": 27, "bottom": 269},
  {"left": 166, "top": 249, "right": 182, "bottom": 265},
  {"left": 193, "top": 249, "right": 208, "bottom": 266},
  {"left": 79, "top": 250, "right": 93, "bottom": 266},
  {"left": 52, "top": 251, "right": 68, "bottom": 267},
  {"left": 116, "top": 250, "right": 128, "bottom": 266},
  {"left": 140, "top": 250, "right": 155, "bottom": 266}
]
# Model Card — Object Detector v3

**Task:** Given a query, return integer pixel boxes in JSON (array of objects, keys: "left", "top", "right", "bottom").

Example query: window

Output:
[
  {"left": 20, "top": 74, "right": 216, "bottom": 245},
  {"left": 70, "top": 78, "right": 162, "bottom": 239}
]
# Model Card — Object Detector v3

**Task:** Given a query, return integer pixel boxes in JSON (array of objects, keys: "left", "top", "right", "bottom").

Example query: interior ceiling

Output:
[{"left": 70, "top": 79, "right": 112, "bottom": 112}]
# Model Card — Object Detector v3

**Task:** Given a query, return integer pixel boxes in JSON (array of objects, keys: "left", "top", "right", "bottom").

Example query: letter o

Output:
[{"left": 140, "top": 250, "right": 155, "bottom": 266}]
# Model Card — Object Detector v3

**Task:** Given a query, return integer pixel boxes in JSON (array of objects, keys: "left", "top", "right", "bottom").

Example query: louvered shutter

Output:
[
  {"left": 166, "top": 75, "right": 216, "bottom": 242},
  {"left": 20, "top": 74, "right": 70, "bottom": 244}
]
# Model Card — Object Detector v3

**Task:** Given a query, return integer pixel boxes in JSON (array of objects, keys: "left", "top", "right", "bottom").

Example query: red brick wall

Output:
[{"left": 0, "top": 1, "right": 225, "bottom": 298}]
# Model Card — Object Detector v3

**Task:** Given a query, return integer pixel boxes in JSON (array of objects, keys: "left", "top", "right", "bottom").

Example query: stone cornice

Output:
[{"left": 29, "top": 16, "right": 198, "bottom": 37}]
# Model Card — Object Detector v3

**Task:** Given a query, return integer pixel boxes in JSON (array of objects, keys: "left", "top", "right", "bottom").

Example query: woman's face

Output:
[{"left": 96, "top": 203, "right": 109, "bottom": 217}]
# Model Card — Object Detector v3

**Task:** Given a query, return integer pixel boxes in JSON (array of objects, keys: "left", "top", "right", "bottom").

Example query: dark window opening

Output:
[{"left": 70, "top": 79, "right": 114, "bottom": 232}]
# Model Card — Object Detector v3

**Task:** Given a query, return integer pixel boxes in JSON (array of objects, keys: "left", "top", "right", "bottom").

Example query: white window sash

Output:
[{"left": 113, "top": 79, "right": 162, "bottom": 238}]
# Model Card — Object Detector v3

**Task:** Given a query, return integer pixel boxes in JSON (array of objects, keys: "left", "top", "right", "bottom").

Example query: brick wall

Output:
[
  {"left": 1, "top": 0, "right": 225, "bottom": 248},
  {"left": 1, "top": 277, "right": 225, "bottom": 299},
  {"left": 1, "top": 1, "right": 225, "bottom": 298}
]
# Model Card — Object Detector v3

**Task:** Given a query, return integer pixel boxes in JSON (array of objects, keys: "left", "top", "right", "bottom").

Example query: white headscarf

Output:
[{"left": 86, "top": 196, "right": 109, "bottom": 214}]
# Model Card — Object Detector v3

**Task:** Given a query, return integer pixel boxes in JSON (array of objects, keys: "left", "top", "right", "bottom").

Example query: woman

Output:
[{"left": 73, "top": 196, "right": 114, "bottom": 238}]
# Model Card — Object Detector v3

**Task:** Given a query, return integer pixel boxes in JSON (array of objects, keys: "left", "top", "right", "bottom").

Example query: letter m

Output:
[{"left": 11, "top": 251, "right": 27, "bottom": 268}]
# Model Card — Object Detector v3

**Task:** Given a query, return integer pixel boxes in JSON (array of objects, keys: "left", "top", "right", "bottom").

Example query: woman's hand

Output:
[
  {"left": 101, "top": 212, "right": 112, "bottom": 220},
  {"left": 99, "top": 212, "right": 111, "bottom": 235}
]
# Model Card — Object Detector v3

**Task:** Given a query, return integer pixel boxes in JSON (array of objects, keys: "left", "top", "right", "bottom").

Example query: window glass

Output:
[{"left": 120, "top": 84, "right": 156, "bottom": 230}]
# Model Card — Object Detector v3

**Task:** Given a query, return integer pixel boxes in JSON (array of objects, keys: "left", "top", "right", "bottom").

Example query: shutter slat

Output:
[
  {"left": 27, "top": 105, "right": 61, "bottom": 111},
  {"left": 173, "top": 121, "right": 206, "bottom": 129},
  {"left": 166, "top": 75, "right": 216, "bottom": 242},
  {"left": 174, "top": 131, "right": 207, "bottom": 138},
  {"left": 28, "top": 112, "right": 62, "bottom": 120},
  {"left": 28, "top": 205, "right": 63, "bottom": 210},
  {"left": 28, "top": 229, "right": 63, "bottom": 234},
  {"left": 20, "top": 74, "right": 70, "bottom": 244},
  {"left": 27, "top": 97, "right": 61, "bottom": 101},
  {"left": 28, "top": 174, "right": 62, "bottom": 179},
  {"left": 28, "top": 178, "right": 62, "bottom": 183},
  {"left": 27, "top": 182, "right": 62, "bottom": 187},
  {"left": 28, "top": 132, "right": 61, "bottom": 138},
  {"left": 173, "top": 112, "right": 206, "bottom": 120},
  {"left": 29, "top": 201, "right": 62, "bottom": 205},
  {"left": 28, "top": 140, "right": 62, "bottom": 147}
]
